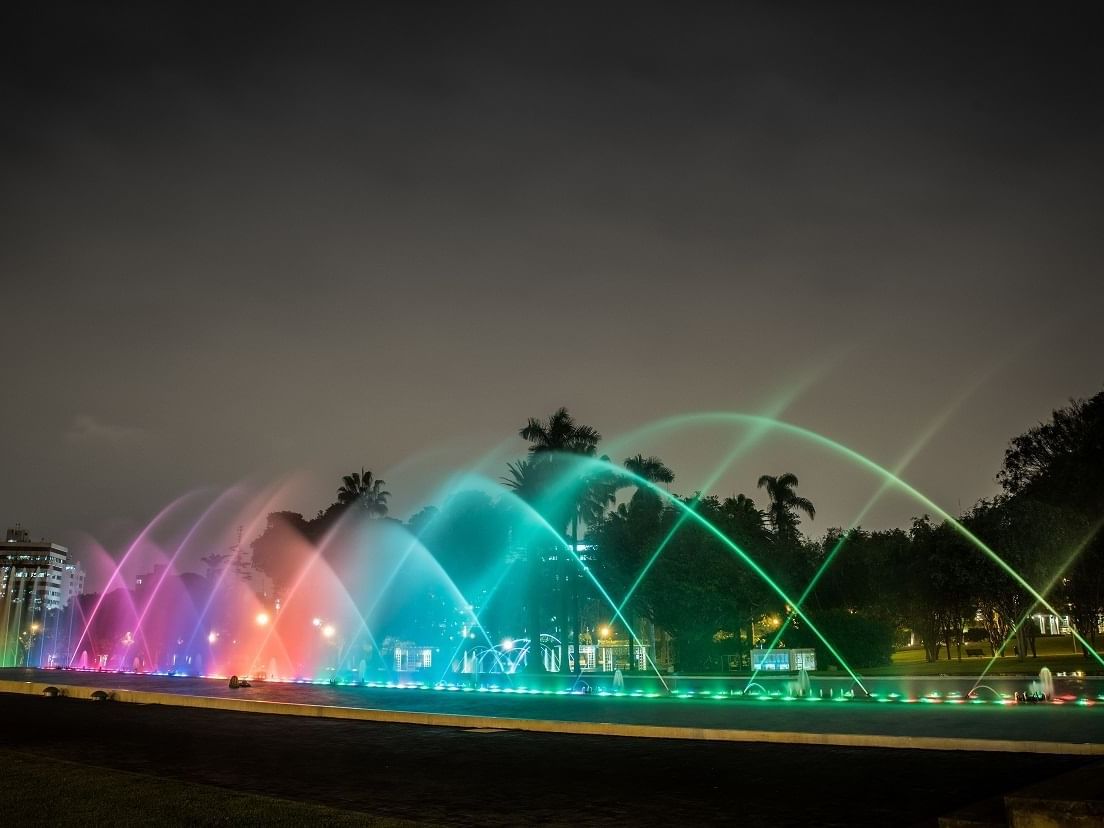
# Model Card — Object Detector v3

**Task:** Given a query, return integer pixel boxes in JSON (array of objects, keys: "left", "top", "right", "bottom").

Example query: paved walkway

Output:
[{"left": 4, "top": 668, "right": 1103, "bottom": 753}]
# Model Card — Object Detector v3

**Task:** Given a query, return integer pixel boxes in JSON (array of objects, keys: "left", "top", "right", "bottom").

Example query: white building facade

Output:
[{"left": 1, "top": 526, "right": 81, "bottom": 666}]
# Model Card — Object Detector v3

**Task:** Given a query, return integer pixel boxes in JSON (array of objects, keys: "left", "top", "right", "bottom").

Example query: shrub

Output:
[{"left": 787, "top": 610, "right": 896, "bottom": 669}]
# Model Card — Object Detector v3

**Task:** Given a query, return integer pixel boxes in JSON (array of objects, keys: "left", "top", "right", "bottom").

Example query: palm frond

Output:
[{"left": 791, "top": 496, "right": 816, "bottom": 520}]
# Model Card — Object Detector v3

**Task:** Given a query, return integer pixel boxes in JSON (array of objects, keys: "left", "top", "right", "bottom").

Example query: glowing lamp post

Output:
[
  {"left": 602, "top": 626, "right": 614, "bottom": 673},
  {"left": 19, "top": 623, "right": 43, "bottom": 669},
  {"left": 312, "top": 620, "right": 340, "bottom": 677}
]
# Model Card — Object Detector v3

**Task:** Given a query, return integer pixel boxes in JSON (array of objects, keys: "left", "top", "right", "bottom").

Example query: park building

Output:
[
  {"left": 750, "top": 647, "right": 817, "bottom": 672},
  {"left": 1, "top": 525, "right": 84, "bottom": 667}
]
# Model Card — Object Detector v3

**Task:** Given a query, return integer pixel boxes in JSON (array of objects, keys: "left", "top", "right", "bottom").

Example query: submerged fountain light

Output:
[
  {"left": 255, "top": 612, "right": 270, "bottom": 626},
  {"left": 309, "top": 681, "right": 1095, "bottom": 705}
]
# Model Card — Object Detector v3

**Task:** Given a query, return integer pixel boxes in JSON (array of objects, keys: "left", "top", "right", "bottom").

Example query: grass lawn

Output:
[
  {"left": 855, "top": 635, "right": 1104, "bottom": 677},
  {"left": 0, "top": 749, "right": 413, "bottom": 827}
]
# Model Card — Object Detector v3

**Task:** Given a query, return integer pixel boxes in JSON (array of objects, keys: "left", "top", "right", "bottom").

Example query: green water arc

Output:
[
  {"left": 539, "top": 454, "right": 871, "bottom": 693},
  {"left": 609, "top": 413, "right": 1104, "bottom": 673}
]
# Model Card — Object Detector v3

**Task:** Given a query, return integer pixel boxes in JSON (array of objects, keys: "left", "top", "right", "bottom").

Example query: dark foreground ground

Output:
[
  {"left": 8, "top": 667, "right": 1104, "bottom": 744},
  {"left": 0, "top": 693, "right": 1095, "bottom": 827}
]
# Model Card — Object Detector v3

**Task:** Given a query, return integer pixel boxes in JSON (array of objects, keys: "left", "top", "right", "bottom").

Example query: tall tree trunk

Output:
[
  {"left": 560, "top": 516, "right": 576, "bottom": 674},
  {"left": 1080, "top": 616, "right": 1095, "bottom": 659},
  {"left": 746, "top": 622, "right": 753, "bottom": 670},
  {"left": 572, "top": 566, "right": 581, "bottom": 677},
  {"left": 528, "top": 549, "right": 543, "bottom": 674},
  {"left": 569, "top": 513, "right": 582, "bottom": 676}
]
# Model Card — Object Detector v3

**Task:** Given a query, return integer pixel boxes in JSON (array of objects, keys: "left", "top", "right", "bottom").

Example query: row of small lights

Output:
[
  {"left": 302, "top": 683, "right": 1100, "bottom": 706},
  {"left": 60, "top": 666, "right": 1102, "bottom": 708},
  {"left": 53, "top": 616, "right": 1101, "bottom": 709}
]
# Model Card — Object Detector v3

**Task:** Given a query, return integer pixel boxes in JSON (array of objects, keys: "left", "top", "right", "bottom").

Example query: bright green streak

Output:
[
  {"left": 633, "top": 413, "right": 1104, "bottom": 673},
  {"left": 970, "top": 517, "right": 1104, "bottom": 693},
  {"left": 601, "top": 387, "right": 808, "bottom": 644},
  {"left": 471, "top": 475, "right": 672, "bottom": 690},
  {"left": 747, "top": 395, "right": 971, "bottom": 689},
  {"left": 613, "top": 419, "right": 779, "bottom": 624},
  {"left": 747, "top": 529, "right": 851, "bottom": 689},
  {"left": 438, "top": 559, "right": 516, "bottom": 682},
  {"left": 562, "top": 455, "right": 870, "bottom": 693}
]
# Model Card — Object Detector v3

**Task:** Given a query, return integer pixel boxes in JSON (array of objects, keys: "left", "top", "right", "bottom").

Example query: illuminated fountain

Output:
[{"left": 3, "top": 412, "right": 1100, "bottom": 713}]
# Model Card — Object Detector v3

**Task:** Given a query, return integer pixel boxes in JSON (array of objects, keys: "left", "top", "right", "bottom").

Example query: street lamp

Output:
[{"left": 314, "top": 622, "right": 341, "bottom": 678}]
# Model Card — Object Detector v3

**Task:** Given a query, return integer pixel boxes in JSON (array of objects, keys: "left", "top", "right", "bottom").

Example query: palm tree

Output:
[
  {"left": 519, "top": 407, "right": 602, "bottom": 673},
  {"left": 722, "top": 493, "right": 766, "bottom": 530},
  {"left": 623, "top": 455, "right": 674, "bottom": 499},
  {"left": 614, "top": 455, "right": 676, "bottom": 671},
  {"left": 337, "top": 468, "right": 391, "bottom": 517},
  {"left": 502, "top": 458, "right": 546, "bottom": 501},
  {"left": 520, "top": 407, "right": 602, "bottom": 458},
  {"left": 756, "top": 473, "right": 815, "bottom": 537},
  {"left": 572, "top": 460, "right": 620, "bottom": 672},
  {"left": 720, "top": 493, "right": 769, "bottom": 661}
]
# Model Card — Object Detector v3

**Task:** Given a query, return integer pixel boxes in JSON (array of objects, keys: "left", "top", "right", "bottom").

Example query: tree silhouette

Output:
[
  {"left": 336, "top": 468, "right": 390, "bottom": 517},
  {"left": 756, "top": 472, "right": 815, "bottom": 537},
  {"left": 519, "top": 407, "right": 603, "bottom": 673},
  {"left": 502, "top": 457, "right": 550, "bottom": 673}
]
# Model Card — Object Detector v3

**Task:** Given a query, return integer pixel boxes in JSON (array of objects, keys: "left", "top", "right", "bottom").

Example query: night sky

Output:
[{"left": 4, "top": 4, "right": 1102, "bottom": 575}]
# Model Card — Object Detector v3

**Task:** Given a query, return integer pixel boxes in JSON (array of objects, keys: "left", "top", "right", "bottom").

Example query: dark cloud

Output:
[{"left": 64, "top": 414, "right": 148, "bottom": 447}]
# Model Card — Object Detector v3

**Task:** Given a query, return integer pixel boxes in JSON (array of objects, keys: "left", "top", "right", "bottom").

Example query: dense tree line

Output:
[{"left": 246, "top": 391, "right": 1104, "bottom": 674}]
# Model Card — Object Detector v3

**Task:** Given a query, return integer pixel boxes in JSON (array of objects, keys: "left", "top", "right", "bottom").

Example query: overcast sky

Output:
[{"left": 3, "top": 3, "right": 1102, "bottom": 583}]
